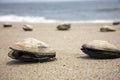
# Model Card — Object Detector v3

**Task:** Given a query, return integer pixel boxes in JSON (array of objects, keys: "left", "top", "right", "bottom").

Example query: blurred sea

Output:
[{"left": 0, "top": 0, "right": 120, "bottom": 23}]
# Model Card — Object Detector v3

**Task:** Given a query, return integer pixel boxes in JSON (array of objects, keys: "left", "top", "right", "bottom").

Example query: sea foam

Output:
[
  {"left": 0, "top": 15, "right": 56, "bottom": 23},
  {"left": 0, "top": 15, "right": 119, "bottom": 23}
]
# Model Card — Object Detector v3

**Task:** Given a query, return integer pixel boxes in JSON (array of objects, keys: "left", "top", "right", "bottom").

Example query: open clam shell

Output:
[
  {"left": 8, "top": 38, "right": 56, "bottom": 61},
  {"left": 81, "top": 40, "right": 120, "bottom": 58}
]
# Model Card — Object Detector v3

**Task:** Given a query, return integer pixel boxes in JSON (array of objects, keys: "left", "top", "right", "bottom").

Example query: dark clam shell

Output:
[
  {"left": 81, "top": 40, "right": 120, "bottom": 59},
  {"left": 57, "top": 24, "right": 71, "bottom": 30},
  {"left": 8, "top": 38, "right": 56, "bottom": 62},
  {"left": 100, "top": 26, "right": 116, "bottom": 32},
  {"left": 8, "top": 50, "right": 56, "bottom": 62},
  {"left": 23, "top": 24, "right": 33, "bottom": 31},
  {"left": 3, "top": 23, "right": 12, "bottom": 27},
  {"left": 112, "top": 21, "right": 120, "bottom": 25}
]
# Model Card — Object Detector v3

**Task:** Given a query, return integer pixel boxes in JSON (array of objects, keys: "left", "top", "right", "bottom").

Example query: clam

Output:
[
  {"left": 8, "top": 38, "right": 56, "bottom": 62},
  {"left": 57, "top": 24, "right": 71, "bottom": 30},
  {"left": 81, "top": 40, "right": 120, "bottom": 59},
  {"left": 100, "top": 26, "right": 116, "bottom": 32},
  {"left": 23, "top": 24, "right": 33, "bottom": 31},
  {"left": 3, "top": 23, "right": 12, "bottom": 27},
  {"left": 112, "top": 21, "right": 120, "bottom": 25}
]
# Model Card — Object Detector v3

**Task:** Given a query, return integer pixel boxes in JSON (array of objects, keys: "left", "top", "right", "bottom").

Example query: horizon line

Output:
[{"left": 0, "top": 0, "right": 114, "bottom": 3}]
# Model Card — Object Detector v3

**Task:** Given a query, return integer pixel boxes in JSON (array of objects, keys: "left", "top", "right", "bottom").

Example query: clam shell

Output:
[
  {"left": 3, "top": 23, "right": 12, "bottom": 27},
  {"left": 23, "top": 24, "right": 33, "bottom": 31},
  {"left": 81, "top": 40, "right": 120, "bottom": 58},
  {"left": 100, "top": 26, "right": 116, "bottom": 32},
  {"left": 112, "top": 21, "right": 120, "bottom": 25},
  {"left": 8, "top": 38, "right": 56, "bottom": 61},
  {"left": 57, "top": 24, "right": 71, "bottom": 30}
]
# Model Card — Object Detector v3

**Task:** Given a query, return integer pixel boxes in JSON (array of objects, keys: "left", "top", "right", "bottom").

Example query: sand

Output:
[{"left": 0, "top": 22, "right": 120, "bottom": 80}]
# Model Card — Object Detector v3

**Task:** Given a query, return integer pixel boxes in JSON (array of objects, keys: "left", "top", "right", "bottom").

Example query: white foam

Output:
[
  {"left": 0, "top": 15, "right": 56, "bottom": 23},
  {"left": 59, "top": 20, "right": 114, "bottom": 23},
  {"left": 0, "top": 15, "right": 119, "bottom": 23}
]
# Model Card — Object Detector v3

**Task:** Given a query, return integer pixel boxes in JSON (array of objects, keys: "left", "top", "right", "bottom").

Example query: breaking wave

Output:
[
  {"left": 0, "top": 15, "right": 119, "bottom": 23},
  {"left": 0, "top": 15, "right": 56, "bottom": 23}
]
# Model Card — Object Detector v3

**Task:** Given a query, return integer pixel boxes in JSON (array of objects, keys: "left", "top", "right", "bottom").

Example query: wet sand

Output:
[{"left": 0, "top": 22, "right": 120, "bottom": 80}]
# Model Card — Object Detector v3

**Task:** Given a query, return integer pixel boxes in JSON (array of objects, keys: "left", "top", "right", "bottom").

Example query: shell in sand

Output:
[
  {"left": 3, "top": 23, "right": 12, "bottom": 27},
  {"left": 57, "top": 24, "right": 71, "bottom": 30},
  {"left": 8, "top": 38, "right": 56, "bottom": 61},
  {"left": 100, "top": 26, "right": 116, "bottom": 32},
  {"left": 81, "top": 40, "right": 120, "bottom": 58},
  {"left": 112, "top": 21, "right": 120, "bottom": 25},
  {"left": 23, "top": 24, "right": 33, "bottom": 31}
]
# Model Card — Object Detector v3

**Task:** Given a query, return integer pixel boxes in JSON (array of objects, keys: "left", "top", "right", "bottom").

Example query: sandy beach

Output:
[{"left": 0, "top": 22, "right": 120, "bottom": 80}]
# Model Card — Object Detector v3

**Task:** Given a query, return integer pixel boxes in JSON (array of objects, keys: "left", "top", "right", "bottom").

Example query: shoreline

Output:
[
  {"left": 0, "top": 20, "right": 119, "bottom": 23},
  {"left": 0, "top": 21, "right": 115, "bottom": 25}
]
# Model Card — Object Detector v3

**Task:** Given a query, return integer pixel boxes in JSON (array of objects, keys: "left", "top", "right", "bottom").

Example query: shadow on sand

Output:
[
  {"left": 6, "top": 58, "right": 57, "bottom": 65},
  {"left": 78, "top": 56, "right": 119, "bottom": 60}
]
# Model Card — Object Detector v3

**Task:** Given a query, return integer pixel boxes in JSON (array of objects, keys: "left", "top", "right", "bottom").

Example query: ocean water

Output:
[{"left": 0, "top": 0, "right": 120, "bottom": 23}]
